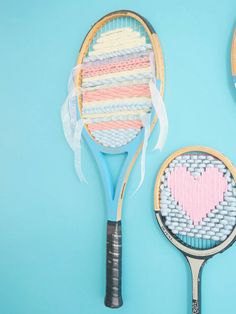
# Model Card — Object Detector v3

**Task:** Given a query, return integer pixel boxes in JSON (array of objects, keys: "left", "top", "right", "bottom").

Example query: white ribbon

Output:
[
  {"left": 61, "top": 65, "right": 87, "bottom": 183},
  {"left": 149, "top": 79, "right": 168, "bottom": 150},
  {"left": 73, "top": 119, "right": 87, "bottom": 183},
  {"left": 61, "top": 93, "right": 77, "bottom": 149},
  {"left": 149, "top": 52, "right": 168, "bottom": 151},
  {"left": 133, "top": 53, "right": 168, "bottom": 192},
  {"left": 134, "top": 113, "right": 151, "bottom": 193},
  {"left": 67, "top": 64, "right": 82, "bottom": 92}
]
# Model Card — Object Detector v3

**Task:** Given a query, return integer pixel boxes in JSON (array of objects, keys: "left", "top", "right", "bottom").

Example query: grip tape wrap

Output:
[{"left": 105, "top": 221, "right": 123, "bottom": 308}]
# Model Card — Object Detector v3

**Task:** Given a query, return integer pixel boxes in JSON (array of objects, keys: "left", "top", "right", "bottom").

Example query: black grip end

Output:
[
  {"left": 192, "top": 299, "right": 200, "bottom": 314},
  {"left": 105, "top": 295, "right": 123, "bottom": 308},
  {"left": 104, "top": 221, "right": 123, "bottom": 308}
]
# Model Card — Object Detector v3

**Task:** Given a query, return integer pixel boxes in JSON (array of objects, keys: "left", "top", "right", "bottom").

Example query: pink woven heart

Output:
[{"left": 168, "top": 167, "right": 228, "bottom": 225}]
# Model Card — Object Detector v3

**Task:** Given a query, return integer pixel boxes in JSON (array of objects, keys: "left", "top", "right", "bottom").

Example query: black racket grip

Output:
[
  {"left": 192, "top": 299, "right": 200, "bottom": 314},
  {"left": 104, "top": 221, "right": 123, "bottom": 308}
]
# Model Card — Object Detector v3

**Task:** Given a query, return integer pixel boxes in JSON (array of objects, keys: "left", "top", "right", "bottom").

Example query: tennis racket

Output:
[
  {"left": 154, "top": 146, "right": 236, "bottom": 314},
  {"left": 231, "top": 28, "right": 236, "bottom": 88},
  {"left": 61, "top": 10, "right": 166, "bottom": 308}
]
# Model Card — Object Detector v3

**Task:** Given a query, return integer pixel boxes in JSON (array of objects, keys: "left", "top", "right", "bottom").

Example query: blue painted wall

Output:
[{"left": 0, "top": 0, "right": 236, "bottom": 313}]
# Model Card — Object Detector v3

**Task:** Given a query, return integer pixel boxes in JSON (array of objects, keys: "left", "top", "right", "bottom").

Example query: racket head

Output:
[
  {"left": 231, "top": 28, "right": 236, "bottom": 88},
  {"left": 72, "top": 10, "right": 165, "bottom": 221},
  {"left": 76, "top": 10, "right": 164, "bottom": 151},
  {"left": 154, "top": 146, "right": 236, "bottom": 258}
]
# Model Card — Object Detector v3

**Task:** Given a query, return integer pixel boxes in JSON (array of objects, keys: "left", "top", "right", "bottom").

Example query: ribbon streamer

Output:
[
  {"left": 73, "top": 119, "right": 87, "bottom": 183},
  {"left": 61, "top": 94, "right": 77, "bottom": 150},
  {"left": 133, "top": 113, "right": 151, "bottom": 193},
  {"left": 61, "top": 65, "right": 87, "bottom": 182},
  {"left": 149, "top": 52, "right": 168, "bottom": 150},
  {"left": 149, "top": 79, "right": 168, "bottom": 150}
]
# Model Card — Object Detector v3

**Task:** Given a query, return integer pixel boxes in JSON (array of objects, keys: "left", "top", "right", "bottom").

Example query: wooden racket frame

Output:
[
  {"left": 154, "top": 146, "right": 236, "bottom": 258},
  {"left": 231, "top": 29, "right": 236, "bottom": 77},
  {"left": 75, "top": 10, "right": 165, "bottom": 221}
]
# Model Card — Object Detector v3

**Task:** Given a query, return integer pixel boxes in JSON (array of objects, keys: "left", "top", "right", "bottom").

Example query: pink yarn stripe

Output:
[
  {"left": 168, "top": 167, "right": 228, "bottom": 225},
  {"left": 87, "top": 120, "right": 142, "bottom": 131},
  {"left": 83, "top": 84, "right": 150, "bottom": 102},
  {"left": 82, "top": 56, "right": 150, "bottom": 78}
]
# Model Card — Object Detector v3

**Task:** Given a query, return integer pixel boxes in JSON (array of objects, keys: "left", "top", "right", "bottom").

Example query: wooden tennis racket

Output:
[
  {"left": 154, "top": 146, "right": 236, "bottom": 314},
  {"left": 62, "top": 10, "right": 165, "bottom": 308}
]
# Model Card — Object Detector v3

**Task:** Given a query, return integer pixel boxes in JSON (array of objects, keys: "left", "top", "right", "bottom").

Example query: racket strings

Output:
[{"left": 159, "top": 153, "right": 236, "bottom": 249}]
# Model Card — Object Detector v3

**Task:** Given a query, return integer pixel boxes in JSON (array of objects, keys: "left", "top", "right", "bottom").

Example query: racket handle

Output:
[
  {"left": 186, "top": 256, "right": 206, "bottom": 314},
  {"left": 104, "top": 220, "right": 123, "bottom": 308}
]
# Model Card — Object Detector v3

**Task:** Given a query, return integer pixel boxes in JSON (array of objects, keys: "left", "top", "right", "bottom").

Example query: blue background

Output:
[{"left": 1, "top": 0, "right": 236, "bottom": 313}]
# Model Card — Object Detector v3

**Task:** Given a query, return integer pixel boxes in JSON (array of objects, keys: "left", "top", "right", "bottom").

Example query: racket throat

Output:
[{"left": 186, "top": 256, "right": 206, "bottom": 314}]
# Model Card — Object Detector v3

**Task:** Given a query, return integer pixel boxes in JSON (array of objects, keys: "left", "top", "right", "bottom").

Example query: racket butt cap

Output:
[{"left": 104, "top": 295, "right": 123, "bottom": 308}]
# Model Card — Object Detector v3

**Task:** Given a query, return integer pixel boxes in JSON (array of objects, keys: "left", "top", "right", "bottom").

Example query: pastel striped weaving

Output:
[{"left": 80, "top": 25, "right": 154, "bottom": 148}]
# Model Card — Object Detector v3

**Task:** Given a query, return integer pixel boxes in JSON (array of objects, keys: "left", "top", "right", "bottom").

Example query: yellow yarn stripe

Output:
[{"left": 82, "top": 109, "right": 149, "bottom": 119}]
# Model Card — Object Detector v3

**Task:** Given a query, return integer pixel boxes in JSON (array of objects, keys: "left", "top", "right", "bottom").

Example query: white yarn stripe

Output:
[
  {"left": 93, "top": 36, "right": 146, "bottom": 50},
  {"left": 95, "top": 34, "right": 144, "bottom": 48},
  {"left": 85, "top": 113, "right": 143, "bottom": 125},
  {"left": 82, "top": 109, "right": 150, "bottom": 119},
  {"left": 99, "top": 27, "right": 135, "bottom": 39},
  {"left": 89, "top": 38, "right": 146, "bottom": 56},
  {"left": 82, "top": 78, "right": 150, "bottom": 92},
  {"left": 82, "top": 102, "right": 152, "bottom": 115},
  {"left": 97, "top": 27, "right": 136, "bottom": 42},
  {"left": 94, "top": 30, "right": 144, "bottom": 47}
]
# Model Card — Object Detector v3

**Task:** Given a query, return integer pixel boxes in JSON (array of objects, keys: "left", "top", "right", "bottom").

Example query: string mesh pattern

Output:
[
  {"left": 159, "top": 153, "right": 236, "bottom": 249},
  {"left": 79, "top": 17, "right": 154, "bottom": 148}
]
